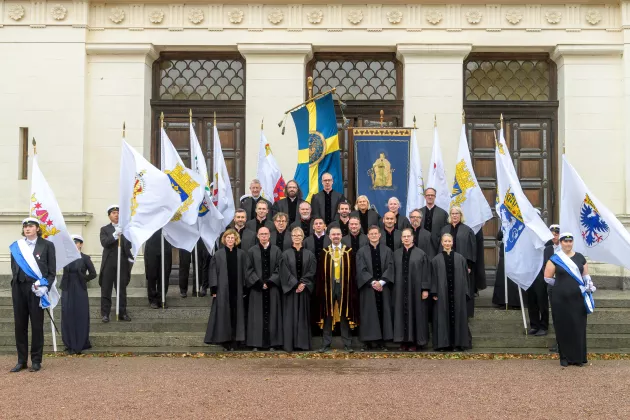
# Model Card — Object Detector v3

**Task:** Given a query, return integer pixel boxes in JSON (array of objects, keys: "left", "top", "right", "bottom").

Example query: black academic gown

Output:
[
  {"left": 270, "top": 228, "right": 293, "bottom": 251},
  {"left": 439, "top": 223, "right": 477, "bottom": 317},
  {"left": 245, "top": 244, "right": 283, "bottom": 348},
  {"left": 290, "top": 218, "right": 315, "bottom": 238},
  {"left": 379, "top": 228, "right": 402, "bottom": 252},
  {"left": 328, "top": 216, "right": 351, "bottom": 237},
  {"left": 356, "top": 244, "right": 395, "bottom": 342},
  {"left": 245, "top": 217, "right": 274, "bottom": 233},
  {"left": 61, "top": 253, "right": 96, "bottom": 353},
  {"left": 378, "top": 213, "right": 412, "bottom": 231},
  {"left": 281, "top": 247, "right": 317, "bottom": 352},
  {"left": 217, "top": 227, "right": 257, "bottom": 252},
  {"left": 413, "top": 227, "right": 435, "bottom": 260},
  {"left": 431, "top": 251, "right": 472, "bottom": 350},
  {"left": 205, "top": 247, "right": 246, "bottom": 345},
  {"left": 420, "top": 205, "right": 449, "bottom": 256},
  {"left": 342, "top": 233, "right": 369, "bottom": 253},
  {"left": 351, "top": 209, "right": 381, "bottom": 234},
  {"left": 393, "top": 246, "right": 432, "bottom": 346},
  {"left": 241, "top": 196, "right": 273, "bottom": 221},
  {"left": 273, "top": 197, "right": 305, "bottom": 224},
  {"left": 304, "top": 234, "right": 331, "bottom": 257},
  {"left": 311, "top": 190, "right": 346, "bottom": 225}
]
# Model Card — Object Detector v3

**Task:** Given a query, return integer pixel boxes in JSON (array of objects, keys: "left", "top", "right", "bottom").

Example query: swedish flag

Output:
[{"left": 291, "top": 93, "right": 342, "bottom": 202}]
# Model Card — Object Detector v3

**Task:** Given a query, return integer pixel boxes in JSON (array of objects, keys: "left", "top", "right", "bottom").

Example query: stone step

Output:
[{"left": 0, "top": 306, "right": 210, "bottom": 319}]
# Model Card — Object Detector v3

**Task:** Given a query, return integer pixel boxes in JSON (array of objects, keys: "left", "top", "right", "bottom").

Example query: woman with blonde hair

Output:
[
  {"left": 204, "top": 229, "right": 247, "bottom": 351},
  {"left": 351, "top": 195, "right": 381, "bottom": 234}
]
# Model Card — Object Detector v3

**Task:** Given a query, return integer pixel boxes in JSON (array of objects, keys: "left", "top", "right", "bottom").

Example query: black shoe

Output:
[
  {"left": 10, "top": 363, "right": 27, "bottom": 373},
  {"left": 29, "top": 363, "right": 41, "bottom": 372},
  {"left": 527, "top": 328, "right": 538, "bottom": 335},
  {"left": 180, "top": 291, "right": 187, "bottom": 298},
  {"left": 119, "top": 314, "right": 132, "bottom": 322},
  {"left": 560, "top": 359, "right": 569, "bottom": 367},
  {"left": 199, "top": 287, "right": 207, "bottom": 297},
  {"left": 269, "top": 347, "right": 276, "bottom": 352},
  {"left": 360, "top": 344, "right": 369, "bottom": 352},
  {"left": 318, "top": 346, "right": 330, "bottom": 353},
  {"left": 344, "top": 346, "right": 354, "bottom": 354},
  {"left": 102, "top": 316, "right": 110, "bottom": 323},
  {"left": 549, "top": 344, "right": 558, "bottom": 353},
  {"left": 534, "top": 329, "right": 548, "bottom": 337},
  {"left": 150, "top": 302, "right": 159, "bottom": 309}
]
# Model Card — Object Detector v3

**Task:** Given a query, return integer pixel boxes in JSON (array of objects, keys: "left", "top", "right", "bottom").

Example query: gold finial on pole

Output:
[
  {"left": 307, "top": 76, "right": 313, "bottom": 100},
  {"left": 160, "top": 112, "right": 164, "bottom": 129},
  {"left": 413, "top": 115, "right": 417, "bottom": 130},
  {"left": 32, "top": 138, "right": 37, "bottom": 155},
  {"left": 462, "top": 110, "right": 466, "bottom": 124},
  {"left": 189, "top": 109, "right": 192, "bottom": 125},
  {"left": 214, "top": 111, "right": 217, "bottom": 126},
  {"left": 122, "top": 122, "right": 126, "bottom": 139},
  {"left": 434, "top": 114, "right": 437, "bottom": 128},
  {"left": 261, "top": 118, "right": 264, "bottom": 130},
  {"left": 380, "top": 110, "right": 384, "bottom": 127}
]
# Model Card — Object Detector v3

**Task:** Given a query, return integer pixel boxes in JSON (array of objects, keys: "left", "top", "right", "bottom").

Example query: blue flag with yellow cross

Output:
[{"left": 290, "top": 92, "right": 342, "bottom": 202}]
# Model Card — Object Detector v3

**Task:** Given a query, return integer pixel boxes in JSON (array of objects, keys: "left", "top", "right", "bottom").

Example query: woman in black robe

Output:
[
  {"left": 492, "top": 231, "right": 523, "bottom": 309},
  {"left": 431, "top": 233, "right": 472, "bottom": 351},
  {"left": 61, "top": 235, "right": 96, "bottom": 355},
  {"left": 439, "top": 206, "right": 477, "bottom": 317},
  {"left": 544, "top": 232, "right": 593, "bottom": 367},
  {"left": 281, "top": 227, "right": 317, "bottom": 352},
  {"left": 351, "top": 195, "right": 381, "bottom": 234},
  {"left": 204, "top": 229, "right": 247, "bottom": 351}
]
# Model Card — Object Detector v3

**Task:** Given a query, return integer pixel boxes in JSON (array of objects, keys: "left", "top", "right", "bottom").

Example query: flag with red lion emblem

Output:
[
  {"left": 257, "top": 129, "right": 285, "bottom": 202},
  {"left": 30, "top": 155, "right": 80, "bottom": 269}
]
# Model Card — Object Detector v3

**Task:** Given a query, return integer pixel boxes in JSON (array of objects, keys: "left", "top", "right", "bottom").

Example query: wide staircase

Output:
[{"left": 0, "top": 281, "right": 629, "bottom": 354}]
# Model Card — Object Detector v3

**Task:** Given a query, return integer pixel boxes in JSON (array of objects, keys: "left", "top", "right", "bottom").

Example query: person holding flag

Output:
[{"left": 9, "top": 218, "right": 56, "bottom": 372}]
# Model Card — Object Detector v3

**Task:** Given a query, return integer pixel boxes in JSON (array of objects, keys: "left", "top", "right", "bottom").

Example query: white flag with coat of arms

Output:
[
  {"left": 212, "top": 124, "right": 236, "bottom": 229},
  {"left": 257, "top": 129, "right": 286, "bottom": 203},
  {"left": 450, "top": 124, "right": 492, "bottom": 233},
  {"left": 495, "top": 128, "right": 552, "bottom": 289},
  {"left": 406, "top": 128, "right": 426, "bottom": 216},
  {"left": 560, "top": 155, "right": 630, "bottom": 270},
  {"left": 427, "top": 124, "right": 450, "bottom": 210},
  {"left": 119, "top": 140, "right": 181, "bottom": 257}
]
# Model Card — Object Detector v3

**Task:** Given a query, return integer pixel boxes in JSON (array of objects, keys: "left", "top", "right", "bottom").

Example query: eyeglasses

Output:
[
  {"left": 410, "top": 216, "right": 421, "bottom": 219},
  {"left": 425, "top": 194, "right": 436, "bottom": 197}
]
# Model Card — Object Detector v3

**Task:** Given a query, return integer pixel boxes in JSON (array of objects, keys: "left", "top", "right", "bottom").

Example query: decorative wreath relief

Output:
[
  {"left": 228, "top": 8, "right": 244, "bottom": 24},
  {"left": 387, "top": 10, "right": 403, "bottom": 24},
  {"left": 149, "top": 10, "right": 164, "bottom": 24},
  {"left": 347, "top": 9, "right": 364, "bottom": 25},
  {"left": 545, "top": 10, "right": 562, "bottom": 24},
  {"left": 51, "top": 4, "right": 67, "bottom": 21},
  {"left": 268, "top": 8, "right": 284, "bottom": 25},
  {"left": 585, "top": 9, "right": 602, "bottom": 25},
  {"left": 426, "top": 9, "right": 443, "bottom": 25},
  {"left": 465, "top": 10, "right": 482, "bottom": 24},
  {"left": 8, "top": 5, "right": 25, "bottom": 21},
  {"left": 109, "top": 7, "right": 125, "bottom": 24},
  {"left": 307, "top": 9, "right": 323, "bottom": 24},
  {"left": 505, "top": 9, "right": 523, "bottom": 25},
  {"left": 189, "top": 8, "right": 204, "bottom": 24}
]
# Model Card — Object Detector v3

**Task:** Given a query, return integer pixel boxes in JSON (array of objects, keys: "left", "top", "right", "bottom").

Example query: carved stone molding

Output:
[
  {"left": 505, "top": 9, "right": 523, "bottom": 25},
  {"left": 188, "top": 8, "right": 204, "bottom": 24},
  {"left": 268, "top": 8, "right": 284, "bottom": 25},
  {"left": 149, "top": 10, "right": 164, "bottom": 24},
  {"left": 347, "top": 9, "right": 363, "bottom": 25},
  {"left": 51, "top": 4, "right": 68, "bottom": 21},
  {"left": 109, "top": 7, "right": 125, "bottom": 24},
  {"left": 8, "top": 5, "right": 25, "bottom": 21},
  {"left": 228, "top": 8, "right": 244, "bottom": 24}
]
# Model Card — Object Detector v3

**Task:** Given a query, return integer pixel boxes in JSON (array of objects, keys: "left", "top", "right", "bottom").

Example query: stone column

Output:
[
  {"left": 237, "top": 43, "right": 313, "bottom": 183},
  {"left": 396, "top": 44, "right": 472, "bottom": 178}
]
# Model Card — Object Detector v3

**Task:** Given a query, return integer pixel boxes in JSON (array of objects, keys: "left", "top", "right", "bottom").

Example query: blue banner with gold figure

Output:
[{"left": 353, "top": 128, "right": 411, "bottom": 216}]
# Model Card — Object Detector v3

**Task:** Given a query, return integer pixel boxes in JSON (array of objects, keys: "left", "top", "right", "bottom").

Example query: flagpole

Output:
[
  {"left": 194, "top": 245, "right": 199, "bottom": 297},
  {"left": 160, "top": 112, "right": 166, "bottom": 309},
  {"left": 518, "top": 287, "right": 528, "bottom": 334},
  {"left": 504, "top": 240, "right": 508, "bottom": 311},
  {"left": 116, "top": 123, "right": 125, "bottom": 321}
]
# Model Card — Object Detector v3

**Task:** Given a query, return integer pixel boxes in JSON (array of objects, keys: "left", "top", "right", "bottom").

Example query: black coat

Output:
[
  {"left": 61, "top": 252, "right": 96, "bottom": 352},
  {"left": 420, "top": 205, "right": 449, "bottom": 255},
  {"left": 311, "top": 190, "right": 346, "bottom": 223},
  {"left": 11, "top": 237, "right": 56, "bottom": 286},
  {"left": 61, "top": 253, "right": 96, "bottom": 290},
  {"left": 290, "top": 218, "right": 315, "bottom": 238},
  {"left": 99, "top": 224, "right": 133, "bottom": 287},
  {"left": 350, "top": 209, "right": 381, "bottom": 234},
  {"left": 272, "top": 197, "right": 305, "bottom": 223},
  {"left": 342, "top": 233, "right": 369, "bottom": 252},
  {"left": 270, "top": 228, "right": 293, "bottom": 251},
  {"left": 378, "top": 214, "right": 412, "bottom": 231},
  {"left": 245, "top": 217, "right": 274, "bottom": 233},
  {"left": 379, "top": 228, "right": 402, "bottom": 252},
  {"left": 241, "top": 196, "right": 273, "bottom": 221}
]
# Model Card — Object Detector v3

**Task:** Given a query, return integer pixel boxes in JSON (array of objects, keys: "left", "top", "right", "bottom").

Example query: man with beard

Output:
[
  {"left": 356, "top": 226, "right": 394, "bottom": 351},
  {"left": 240, "top": 179, "right": 272, "bottom": 221},
  {"left": 290, "top": 201, "right": 315, "bottom": 238},
  {"left": 310, "top": 173, "right": 346, "bottom": 225},
  {"left": 219, "top": 209, "right": 257, "bottom": 251},
  {"left": 270, "top": 212, "right": 292, "bottom": 251},
  {"left": 378, "top": 197, "right": 411, "bottom": 231},
  {"left": 420, "top": 188, "right": 449, "bottom": 256},
  {"left": 245, "top": 227, "right": 283, "bottom": 351},
  {"left": 272, "top": 180, "right": 304, "bottom": 224},
  {"left": 328, "top": 201, "right": 351, "bottom": 236},
  {"left": 379, "top": 212, "right": 402, "bottom": 252},
  {"left": 409, "top": 209, "right": 434, "bottom": 260},
  {"left": 245, "top": 200, "right": 274, "bottom": 233},
  {"left": 316, "top": 227, "right": 358, "bottom": 353},
  {"left": 342, "top": 216, "right": 369, "bottom": 254}
]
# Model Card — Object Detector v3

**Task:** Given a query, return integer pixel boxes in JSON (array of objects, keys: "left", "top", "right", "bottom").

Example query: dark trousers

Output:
[
  {"left": 322, "top": 282, "right": 352, "bottom": 348},
  {"left": 178, "top": 248, "right": 209, "bottom": 293},
  {"left": 528, "top": 276, "right": 549, "bottom": 330},
  {"left": 145, "top": 252, "right": 172, "bottom": 304},
  {"left": 100, "top": 266, "right": 130, "bottom": 317},
  {"left": 12, "top": 280, "right": 45, "bottom": 364}
]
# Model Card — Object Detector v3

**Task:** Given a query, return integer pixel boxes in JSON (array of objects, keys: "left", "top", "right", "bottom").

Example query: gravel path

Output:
[{"left": 1, "top": 355, "right": 628, "bottom": 419}]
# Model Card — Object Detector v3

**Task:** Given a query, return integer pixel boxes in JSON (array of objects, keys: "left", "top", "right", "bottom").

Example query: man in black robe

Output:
[
  {"left": 270, "top": 212, "right": 292, "bottom": 251},
  {"left": 290, "top": 201, "right": 315, "bottom": 238},
  {"left": 224, "top": 209, "right": 257, "bottom": 251},
  {"left": 240, "top": 179, "right": 272, "bottom": 221},
  {"left": 281, "top": 228, "right": 317, "bottom": 352},
  {"left": 328, "top": 201, "right": 351, "bottom": 236},
  {"left": 356, "top": 226, "right": 394, "bottom": 350},
  {"left": 99, "top": 205, "right": 133, "bottom": 322},
  {"left": 245, "top": 200, "right": 274, "bottom": 233},
  {"left": 379, "top": 212, "right": 402, "bottom": 252},
  {"left": 272, "top": 180, "right": 304, "bottom": 224},
  {"left": 245, "top": 227, "right": 283, "bottom": 350},
  {"left": 378, "top": 197, "right": 411, "bottom": 230},
  {"left": 393, "top": 228, "right": 431, "bottom": 351},
  {"left": 420, "top": 188, "right": 449, "bottom": 256},
  {"left": 9, "top": 218, "right": 56, "bottom": 372},
  {"left": 316, "top": 227, "right": 358, "bottom": 353},
  {"left": 342, "top": 216, "right": 368, "bottom": 253},
  {"left": 409, "top": 209, "right": 434, "bottom": 259},
  {"left": 310, "top": 172, "right": 346, "bottom": 225},
  {"left": 304, "top": 218, "right": 331, "bottom": 259},
  {"left": 145, "top": 229, "right": 172, "bottom": 308}
]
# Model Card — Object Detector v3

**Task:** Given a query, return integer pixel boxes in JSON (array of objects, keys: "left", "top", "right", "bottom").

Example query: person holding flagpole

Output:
[
  {"left": 544, "top": 232, "right": 595, "bottom": 367},
  {"left": 9, "top": 218, "right": 56, "bottom": 372}
]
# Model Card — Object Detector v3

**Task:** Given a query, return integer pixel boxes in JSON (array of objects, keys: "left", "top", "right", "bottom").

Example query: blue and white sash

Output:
[
  {"left": 550, "top": 252, "right": 595, "bottom": 314},
  {"left": 9, "top": 240, "right": 59, "bottom": 309}
]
